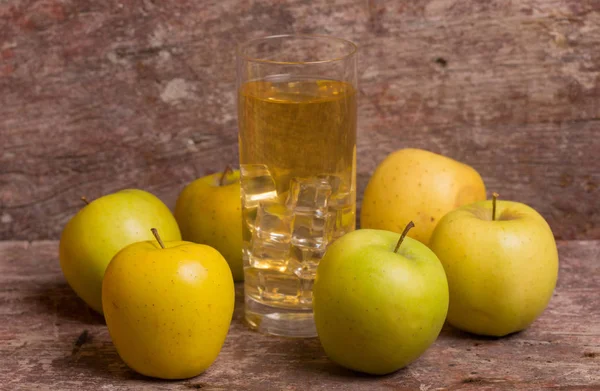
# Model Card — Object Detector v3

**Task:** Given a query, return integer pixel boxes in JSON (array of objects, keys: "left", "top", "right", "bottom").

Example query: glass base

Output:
[{"left": 244, "top": 295, "right": 317, "bottom": 338}]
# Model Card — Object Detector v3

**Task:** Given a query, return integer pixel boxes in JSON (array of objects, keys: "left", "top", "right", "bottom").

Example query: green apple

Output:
[
  {"left": 174, "top": 167, "right": 243, "bottom": 281},
  {"left": 361, "top": 148, "right": 486, "bottom": 244},
  {"left": 313, "top": 224, "right": 449, "bottom": 375},
  {"left": 59, "top": 189, "right": 181, "bottom": 314},
  {"left": 103, "top": 229, "right": 235, "bottom": 379},
  {"left": 429, "top": 194, "right": 559, "bottom": 337}
]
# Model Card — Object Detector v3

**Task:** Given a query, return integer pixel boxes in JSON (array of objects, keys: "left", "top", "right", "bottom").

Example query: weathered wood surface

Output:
[
  {"left": 0, "top": 240, "right": 598, "bottom": 390},
  {"left": 1, "top": 0, "right": 600, "bottom": 241}
]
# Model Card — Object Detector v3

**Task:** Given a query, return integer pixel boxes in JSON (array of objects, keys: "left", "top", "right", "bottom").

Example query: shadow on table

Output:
[
  {"left": 24, "top": 281, "right": 105, "bottom": 325},
  {"left": 227, "top": 320, "right": 412, "bottom": 385},
  {"left": 439, "top": 322, "right": 523, "bottom": 341},
  {"left": 51, "top": 333, "right": 145, "bottom": 382}
]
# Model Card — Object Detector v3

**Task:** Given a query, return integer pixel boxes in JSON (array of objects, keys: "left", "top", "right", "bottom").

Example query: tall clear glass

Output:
[{"left": 237, "top": 35, "right": 357, "bottom": 337}]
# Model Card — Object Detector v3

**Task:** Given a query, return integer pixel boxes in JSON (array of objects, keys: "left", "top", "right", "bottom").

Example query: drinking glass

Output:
[{"left": 237, "top": 35, "right": 357, "bottom": 337}]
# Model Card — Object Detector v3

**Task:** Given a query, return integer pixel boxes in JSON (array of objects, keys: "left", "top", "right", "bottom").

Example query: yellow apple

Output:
[
  {"left": 102, "top": 229, "right": 235, "bottom": 379},
  {"left": 59, "top": 189, "right": 181, "bottom": 314},
  {"left": 313, "top": 224, "right": 449, "bottom": 375},
  {"left": 429, "top": 195, "right": 559, "bottom": 336},
  {"left": 175, "top": 168, "right": 243, "bottom": 281},
  {"left": 361, "top": 148, "right": 486, "bottom": 244}
]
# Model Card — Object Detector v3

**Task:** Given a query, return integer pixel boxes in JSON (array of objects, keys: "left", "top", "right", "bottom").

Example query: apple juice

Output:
[{"left": 238, "top": 76, "right": 357, "bottom": 313}]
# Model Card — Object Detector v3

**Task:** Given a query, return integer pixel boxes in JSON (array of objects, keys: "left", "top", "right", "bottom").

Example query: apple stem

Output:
[
  {"left": 81, "top": 196, "right": 90, "bottom": 205},
  {"left": 394, "top": 221, "right": 415, "bottom": 253},
  {"left": 151, "top": 228, "right": 166, "bottom": 249},
  {"left": 492, "top": 192, "right": 499, "bottom": 221},
  {"left": 219, "top": 165, "right": 233, "bottom": 186}
]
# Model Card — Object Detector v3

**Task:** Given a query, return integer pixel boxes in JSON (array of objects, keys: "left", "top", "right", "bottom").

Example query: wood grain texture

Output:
[
  {"left": 1, "top": 0, "right": 599, "bottom": 240},
  {"left": 0, "top": 240, "right": 598, "bottom": 390}
]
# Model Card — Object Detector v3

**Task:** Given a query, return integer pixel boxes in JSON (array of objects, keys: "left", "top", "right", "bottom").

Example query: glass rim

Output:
[{"left": 237, "top": 34, "right": 358, "bottom": 65}]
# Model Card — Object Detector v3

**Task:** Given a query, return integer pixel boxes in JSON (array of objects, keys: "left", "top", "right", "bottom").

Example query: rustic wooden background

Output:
[{"left": 1, "top": 0, "right": 599, "bottom": 241}]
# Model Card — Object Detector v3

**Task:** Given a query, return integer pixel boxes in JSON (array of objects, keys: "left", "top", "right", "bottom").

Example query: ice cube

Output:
[
  {"left": 297, "top": 276, "right": 314, "bottom": 305},
  {"left": 291, "top": 210, "right": 334, "bottom": 249},
  {"left": 242, "top": 205, "right": 258, "bottom": 240},
  {"left": 316, "top": 174, "right": 344, "bottom": 196},
  {"left": 329, "top": 204, "right": 355, "bottom": 240},
  {"left": 249, "top": 202, "right": 292, "bottom": 271},
  {"left": 249, "top": 239, "right": 290, "bottom": 271},
  {"left": 256, "top": 269, "right": 300, "bottom": 302},
  {"left": 240, "top": 164, "right": 278, "bottom": 209},
  {"left": 290, "top": 245, "right": 322, "bottom": 305},
  {"left": 289, "top": 244, "right": 325, "bottom": 277},
  {"left": 287, "top": 177, "right": 332, "bottom": 213},
  {"left": 253, "top": 202, "right": 292, "bottom": 244}
]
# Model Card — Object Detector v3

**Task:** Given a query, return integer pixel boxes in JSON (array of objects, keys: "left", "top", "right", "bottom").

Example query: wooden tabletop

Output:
[{"left": 0, "top": 240, "right": 599, "bottom": 390}]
